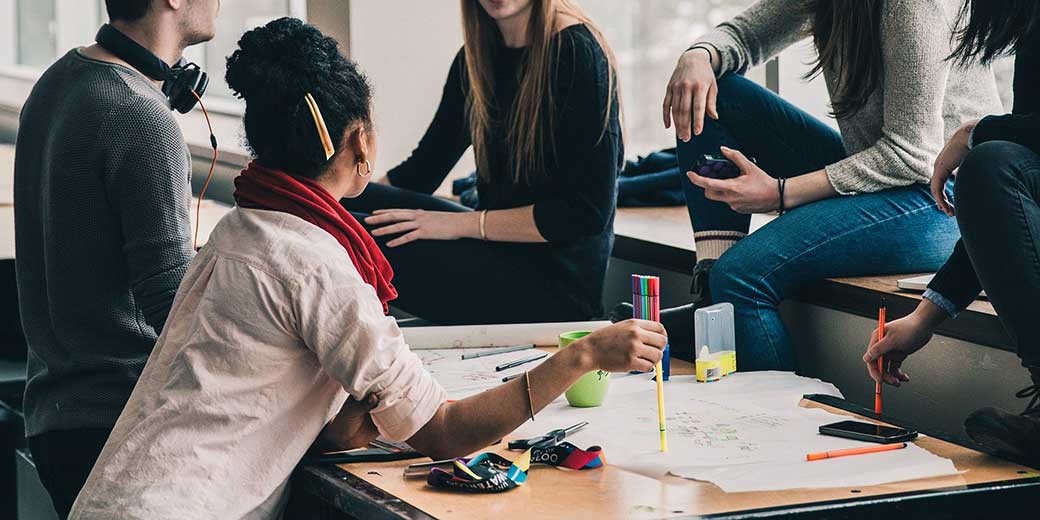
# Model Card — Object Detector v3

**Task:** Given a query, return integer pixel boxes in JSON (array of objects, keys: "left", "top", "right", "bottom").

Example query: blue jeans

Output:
[
  {"left": 678, "top": 74, "right": 960, "bottom": 371},
  {"left": 954, "top": 142, "right": 1040, "bottom": 368}
]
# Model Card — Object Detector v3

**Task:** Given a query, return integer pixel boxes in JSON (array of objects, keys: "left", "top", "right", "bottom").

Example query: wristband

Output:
[
  {"left": 479, "top": 210, "right": 489, "bottom": 241},
  {"left": 686, "top": 44, "right": 714, "bottom": 67},
  {"left": 777, "top": 177, "right": 787, "bottom": 216}
]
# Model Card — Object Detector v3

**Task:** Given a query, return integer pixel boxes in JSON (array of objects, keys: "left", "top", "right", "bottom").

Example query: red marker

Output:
[{"left": 875, "top": 298, "right": 886, "bottom": 415}]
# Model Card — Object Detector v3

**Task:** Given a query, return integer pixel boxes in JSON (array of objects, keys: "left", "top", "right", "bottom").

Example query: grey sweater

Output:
[
  {"left": 14, "top": 50, "right": 195, "bottom": 436},
  {"left": 696, "top": 0, "right": 1004, "bottom": 194}
]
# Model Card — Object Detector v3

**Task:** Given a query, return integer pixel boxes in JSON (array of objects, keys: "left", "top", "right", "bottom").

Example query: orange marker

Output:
[
  {"left": 807, "top": 442, "right": 906, "bottom": 461},
  {"left": 875, "top": 298, "right": 886, "bottom": 415}
]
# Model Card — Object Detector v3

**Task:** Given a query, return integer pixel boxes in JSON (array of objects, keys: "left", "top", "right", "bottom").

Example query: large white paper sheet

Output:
[
  {"left": 416, "top": 348, "right": 549, "bottom": 399},
  {"left": 493, "top": 371, "right": 961, "bottom": 491},
  {"left": 402, "top": 321, "right": 611, "bottom": 349},
  {"left": 671, "top": 443, "right": 960, "bottom": 492}
]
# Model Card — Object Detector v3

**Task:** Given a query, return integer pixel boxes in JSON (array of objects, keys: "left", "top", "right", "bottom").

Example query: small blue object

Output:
[{"left": 662, "top": 343, "right": 670, "bottom": 381}]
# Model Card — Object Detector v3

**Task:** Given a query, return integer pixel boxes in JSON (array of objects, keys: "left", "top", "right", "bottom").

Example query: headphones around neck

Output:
[{"left": 95, "top": 24, "right": 209, "bottom": 114}]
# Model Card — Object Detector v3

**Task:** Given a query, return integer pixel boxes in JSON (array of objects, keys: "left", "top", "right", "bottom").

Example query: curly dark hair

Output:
[{"left": 226, "top": 17, "right": 373, "bottom": 179}]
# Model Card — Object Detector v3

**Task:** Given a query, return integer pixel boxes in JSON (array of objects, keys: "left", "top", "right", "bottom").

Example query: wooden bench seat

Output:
[
  {"left": 613, "top": 206, "right": 1009, "bottom": 351},
  {"left": 0, "top": 142, "right": 1008, "bottom": 351}
]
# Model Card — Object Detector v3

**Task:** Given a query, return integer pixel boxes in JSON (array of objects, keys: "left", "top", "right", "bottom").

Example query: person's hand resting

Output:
[
  {"left": 317, "top": 394, "right": 380, "bottom": 451},
  {"left": 863, "top": 300, "right": 948, "bottom": 386},
  {"left": 663, "top": 47, "right": 719, "bottom": 141},
  {"left": 931, "top": 119, "right": 979, "bottom": 217},
  {"left": 365, "top": 209, "right": 474, "bottom": 247},
  {"left": 686, "top": 146, "right": 779, "bottom": 214}
]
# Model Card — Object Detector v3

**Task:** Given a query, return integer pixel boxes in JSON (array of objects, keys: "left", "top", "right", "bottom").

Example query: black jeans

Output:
[
  {"left": 342, "top": 183, "right": 589, "bottom": 325},
  {"left": 956, "top": 141, "right": 1040, "bottom": 367},
  {"left": 27, "top": 428, "right": 112, "bottom": 519}
]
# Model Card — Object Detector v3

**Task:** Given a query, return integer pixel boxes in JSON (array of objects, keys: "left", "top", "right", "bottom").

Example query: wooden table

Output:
[{"left": 289, "top": 356, "right": 1040, "bottom": 519}]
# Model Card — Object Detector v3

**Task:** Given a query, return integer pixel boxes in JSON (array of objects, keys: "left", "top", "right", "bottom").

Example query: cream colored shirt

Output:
[{"left": 70, "top": 208, "right": 446, "bottom": 520}]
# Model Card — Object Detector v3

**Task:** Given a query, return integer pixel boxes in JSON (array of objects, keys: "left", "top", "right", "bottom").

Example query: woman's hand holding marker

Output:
[
  {"left": 863, "top": 299, "right": 948, "bottom": 386},
  {"left": 578, "top": 319, "right": 669, "bottom": 374}
]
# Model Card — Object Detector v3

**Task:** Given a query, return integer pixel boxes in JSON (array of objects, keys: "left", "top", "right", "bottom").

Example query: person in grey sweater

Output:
[
  {"left": 636, "top": 0, "right": 1003, "bottom": 370},
  {"left": 13, "top": 0, "right": 218, "bottom": 516}
]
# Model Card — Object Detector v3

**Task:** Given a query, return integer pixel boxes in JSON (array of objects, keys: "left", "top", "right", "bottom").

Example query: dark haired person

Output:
[
  {"left": 646, "top": 0, "right": 1002, "bottom": 368},
  {"left": 13, "top": 0, "right": 219, "bottom": 516},
  {"left": 69, "top": 18, "right": 664, "bottom": 519},
  {"left": 340, "top": 0, "right": 621, "bottom": 325},
  {"left": 865, "top": 0, "right": 1040, "bottom": 464}
]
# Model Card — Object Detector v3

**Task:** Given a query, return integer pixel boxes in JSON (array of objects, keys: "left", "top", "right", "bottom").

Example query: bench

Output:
[{"left": 612, "top": 205, "right": 1009, "bottom": 352}]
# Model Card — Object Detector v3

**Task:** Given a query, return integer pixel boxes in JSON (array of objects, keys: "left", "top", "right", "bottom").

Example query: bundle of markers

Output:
[{"left": 632, "top": 274, "right": 669, "bottom": 452}]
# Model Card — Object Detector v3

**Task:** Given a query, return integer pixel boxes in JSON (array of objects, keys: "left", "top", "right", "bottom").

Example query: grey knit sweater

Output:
[
  {"left": 14, "top": 50, "right": 194, "bottom": 436},
  {"left": 695, "top": 0, "right": 1004, "bottom": 194}
]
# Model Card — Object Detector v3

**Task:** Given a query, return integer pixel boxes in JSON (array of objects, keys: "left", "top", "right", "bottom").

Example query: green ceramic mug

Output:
[{"left": 559, "top": 331, "right": 610, "bottom": 407}]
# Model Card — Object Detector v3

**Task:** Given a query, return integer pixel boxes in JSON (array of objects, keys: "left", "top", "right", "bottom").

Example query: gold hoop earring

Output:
[{"left": 356, "top": 160, "right": 373, "bottom": 177}]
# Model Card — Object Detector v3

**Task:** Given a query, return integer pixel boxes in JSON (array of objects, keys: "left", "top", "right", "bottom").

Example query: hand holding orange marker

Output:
[
  {"left": 874, "top": 298, "right": 886, "bottom": 415},
  {"left": 807, "top": 442, "right": 906, "bottom": 461}
]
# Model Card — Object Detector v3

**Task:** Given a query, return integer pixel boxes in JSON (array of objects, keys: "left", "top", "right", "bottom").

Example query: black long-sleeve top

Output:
[
  {"left": 387, "top": 25, "right": 622, "bottom": 319},
  {"left": 927, "top": 30, "right": 1040, "bottom": 314}
]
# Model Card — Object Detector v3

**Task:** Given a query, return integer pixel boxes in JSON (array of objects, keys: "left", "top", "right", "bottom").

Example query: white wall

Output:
[
  {"left": 54, "top": 0, "right": 101, "bottom": 54},
  {"left": 345, "top": 1, "right": 831, "bottom": 191},
  {"left": 348, "top": 1, "right": 474, "bottom": 190},
  {"left": 0, "top": 0, "right": 15, "bottom": 66},
  {"left": 777, "top": 39, "right": 835, "bottom": 128}
]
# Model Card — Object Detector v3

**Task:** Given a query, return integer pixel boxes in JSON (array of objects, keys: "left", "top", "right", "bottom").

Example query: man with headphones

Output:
[{"left": 13, "top": 0, "right": 219, "bottom": 516}]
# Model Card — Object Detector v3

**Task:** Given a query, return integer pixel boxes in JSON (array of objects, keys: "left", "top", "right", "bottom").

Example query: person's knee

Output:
[
  {"left": 713, "top": 73, "right": 760, "bottom": 112},
  {"left": 709, "top": 249, "right": 755, "bottom": 301},
  {"left": 954, "top": 141, "right": 1034, "bottom": 207}
]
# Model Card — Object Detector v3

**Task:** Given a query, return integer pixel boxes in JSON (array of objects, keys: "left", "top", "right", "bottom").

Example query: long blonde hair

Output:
[{"left": 460, "top": 0, "right": 620, "bottom": 185}]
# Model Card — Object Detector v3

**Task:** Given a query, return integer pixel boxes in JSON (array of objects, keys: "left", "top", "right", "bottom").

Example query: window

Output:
[
  {"left": 2, "top": 0, "right": 304, "bottom": 104},
  {"left": 184, "top": 0, "right": 304, "bottom": 101},
  {"left": 582, "top": 0, "right": 755, "bottom": 156},
  {"left": 7, "top": 0, "right": 102, "bottom": 68}
]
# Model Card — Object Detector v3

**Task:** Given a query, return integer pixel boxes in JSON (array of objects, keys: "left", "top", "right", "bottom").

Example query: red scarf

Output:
[{"left": 233, "top": 161, "right": 397, "bottom": 312}]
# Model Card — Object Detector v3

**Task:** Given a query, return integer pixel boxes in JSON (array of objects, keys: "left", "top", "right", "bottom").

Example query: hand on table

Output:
[
  {"left": 365, "top": 209, "right": 471, "bottom": 247},
  {"left": 931, "top": 119, "right": 979, "bottom": 217},
  {"left": 686, "top": 146, "right": 779, "bottom": 214}
]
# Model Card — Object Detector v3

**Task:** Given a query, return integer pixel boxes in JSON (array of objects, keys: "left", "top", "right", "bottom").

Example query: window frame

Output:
[{"left": 0, "top": 0, "right": 344, "bottom": 160}]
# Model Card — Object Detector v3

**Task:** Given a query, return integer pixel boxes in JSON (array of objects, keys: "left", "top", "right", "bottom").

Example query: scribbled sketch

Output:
[{"left": 415, "top": 348, "right": 549, "bottom": 399}]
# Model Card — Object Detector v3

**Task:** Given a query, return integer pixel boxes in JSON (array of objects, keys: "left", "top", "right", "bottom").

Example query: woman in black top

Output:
[
  {"left": 863, "top": 0, "right": 1040, "bottom": 464},
  {"left": 342, "top": 0, "right": 621, "bottom": 325}
]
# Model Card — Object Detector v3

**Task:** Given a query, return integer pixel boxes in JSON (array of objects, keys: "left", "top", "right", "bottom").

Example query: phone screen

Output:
[
  {"left": 694, "top": 155, "right": 742, "bottom": 180},
  {"left": 822, "top": 420, "right": 912, "bottom": 439}
]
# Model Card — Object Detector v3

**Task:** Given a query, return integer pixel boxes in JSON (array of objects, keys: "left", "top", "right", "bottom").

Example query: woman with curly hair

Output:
[{"left": 67, "top": 18, "right": 664, "bottom": 520}]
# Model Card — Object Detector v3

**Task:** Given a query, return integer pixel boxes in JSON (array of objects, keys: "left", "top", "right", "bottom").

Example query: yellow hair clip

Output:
[{"left": 303, "top": 92, "right": 336, "bottom": 161}]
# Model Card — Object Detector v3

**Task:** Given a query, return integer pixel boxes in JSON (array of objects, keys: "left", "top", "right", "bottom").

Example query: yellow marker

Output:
[{"left": 655, "top": 360, "right": 667, "bottom": 452}]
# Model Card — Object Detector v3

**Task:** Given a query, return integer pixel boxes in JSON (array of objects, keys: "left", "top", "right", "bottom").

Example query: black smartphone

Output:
[
  {"left": 692, "top": 154, "right": 755, "bottom": 180},
  {"left": 819, "top": 420, "right": 918, "bottom": 444}
]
